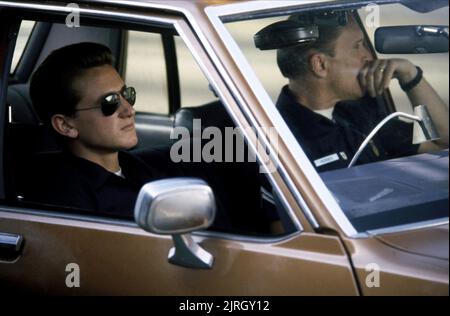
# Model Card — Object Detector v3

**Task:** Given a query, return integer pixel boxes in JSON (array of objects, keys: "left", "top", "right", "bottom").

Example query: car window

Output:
[
  {"left": 3, "top": 19, "right": 287, "bottom": 238},
  {"left": 10, "top": 20, "right": 35, "bottom": 74},
  {"left": 125, "top": 31, "right": 168, "bottom": 114},
  {"left": 125, "top": 32, "right": 218, "bottom": 115},
  {"left": 359, "top": 3, "right": 449, "bottom": 114},
  {"left": 223, "top": 3, "right": 449, "bottom": 233},
  {"left": 174, "top": 36, "right": 218, "bottom": 108}
]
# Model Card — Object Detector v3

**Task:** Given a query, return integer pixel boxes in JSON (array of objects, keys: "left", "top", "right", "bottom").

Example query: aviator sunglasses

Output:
[{"left": 75, "top": 86, "right": 136, "bottom": 116}]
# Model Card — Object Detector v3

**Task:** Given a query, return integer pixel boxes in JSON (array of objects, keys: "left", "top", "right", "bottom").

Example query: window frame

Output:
[
  {"left": 123, "top": 30, "right": 180, "bottom": 116},
  {"left": 0, "top": 1, "right": 303, "bottom": 241},
  {"left": 205, "top": 0, "right": 449, "bottom": 238},
  {"left": 0, "top": 15, "right": 20, "bottom": 200}
]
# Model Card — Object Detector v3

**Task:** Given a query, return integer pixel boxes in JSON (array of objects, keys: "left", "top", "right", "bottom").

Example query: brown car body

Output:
[{"left": 0, "top": 0, "right": 448, "bottom": 295}]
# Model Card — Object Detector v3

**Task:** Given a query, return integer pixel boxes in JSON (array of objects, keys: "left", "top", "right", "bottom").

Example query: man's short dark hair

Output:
[
  {"left": 30, "top": 42, "right": 113, "bottom": 124},
  {"left": 277, "top": 22, "right": 344, "bottom": 79}
]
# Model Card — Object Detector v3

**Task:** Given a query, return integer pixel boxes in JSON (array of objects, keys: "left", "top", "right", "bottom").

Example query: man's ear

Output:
[
  {"left": 51, "top": 114, "right": 79, "bottom": 139},
  {"left": 309, "top": 53, "right": 328, "bottom": 78}
]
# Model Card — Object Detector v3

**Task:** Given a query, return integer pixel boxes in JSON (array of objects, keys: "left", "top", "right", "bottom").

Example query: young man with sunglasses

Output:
[{"left": 26, "top": 42, "right": 170, "bottom": 217}]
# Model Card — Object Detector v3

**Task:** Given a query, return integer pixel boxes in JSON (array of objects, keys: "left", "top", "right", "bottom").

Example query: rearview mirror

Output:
[{"left": 375, "top": 25, "right": 449, "bottom": 54}]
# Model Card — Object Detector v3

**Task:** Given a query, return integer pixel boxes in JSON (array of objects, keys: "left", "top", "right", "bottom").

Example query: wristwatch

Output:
[{"left": 400, "top": 66, "right": 423, "bottom": 92}]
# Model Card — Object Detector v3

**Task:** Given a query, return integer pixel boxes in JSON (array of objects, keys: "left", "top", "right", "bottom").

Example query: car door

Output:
[
  {"left": 202, "top": 0, "right": 448, "bottom": 296},
  {"left": 0, "top": 210, "right": 359, "bottom": 295},
  {"left": 0, "top": 1, "right": 359, "bottom": 295}
]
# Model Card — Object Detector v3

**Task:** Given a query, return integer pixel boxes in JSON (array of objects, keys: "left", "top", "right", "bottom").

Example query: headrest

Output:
[
  {"left": 7, "top": 84, "right": 41, "bottom": 125},
  {"left": 173, "top": 101, "right": 234, "bottom": 134},
  {"left": 8, "top": 122, "right": 62, "bottom": 154}
]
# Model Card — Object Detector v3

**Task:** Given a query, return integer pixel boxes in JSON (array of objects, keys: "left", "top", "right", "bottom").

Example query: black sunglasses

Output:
[{"left": 75, "top": 86, "right": 136, "bottom": 116}]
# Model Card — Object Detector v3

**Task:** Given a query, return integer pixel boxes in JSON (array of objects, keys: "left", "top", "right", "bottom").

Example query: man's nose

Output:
[
  {"left": 362, "top": 46, "right": 374, "bottom": 62},
  {"left": 118, "top": 97, "right": 135, "bottom": 117}
]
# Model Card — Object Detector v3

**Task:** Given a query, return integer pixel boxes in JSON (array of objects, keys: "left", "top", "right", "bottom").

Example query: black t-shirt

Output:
[{"left": 276, "top": 85, "right": 419, "bottom": 172}]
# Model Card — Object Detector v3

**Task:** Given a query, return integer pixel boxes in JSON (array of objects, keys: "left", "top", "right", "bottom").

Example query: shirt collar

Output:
[
  {"left": 66, "top": 151, "right": 152, "bottom": 190},
  {"left": 276, "top": 85, "right": 336, "bottom": 138}
]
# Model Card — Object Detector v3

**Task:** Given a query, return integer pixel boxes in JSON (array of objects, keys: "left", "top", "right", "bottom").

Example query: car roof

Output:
[
  {"left": 81, "top": 0, "right": 249, "bottom": 11},
  {"left": 78, "top": 0, "right": 342, "bottom": 15}
]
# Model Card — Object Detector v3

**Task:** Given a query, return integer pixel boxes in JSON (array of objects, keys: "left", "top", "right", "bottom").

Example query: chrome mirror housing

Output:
[
  {"left": 134, "top": 178, "right": 216, "bottom": 269},
  {"left": 412, "top": 104, "right": 440, "bottom": 144},
  {"left": 135, "top": 178, "right": 216, "bottom": 234}
]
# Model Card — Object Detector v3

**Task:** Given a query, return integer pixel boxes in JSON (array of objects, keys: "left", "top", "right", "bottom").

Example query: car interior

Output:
[
  {"left": 4, "top": 2, "right": 447, "bottom": 239},
  {"left": 3, "top": 16, "right": 292, "bottom": 237},
  {"left": 223, "top": 4, "right": 449, "bottom": 233}
]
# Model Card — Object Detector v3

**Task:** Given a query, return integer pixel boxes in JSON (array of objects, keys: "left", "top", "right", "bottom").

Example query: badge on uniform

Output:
[
  {"left": 314, "top": 153, "right": 340, "bottom": 167},
  {"left": 314, "top": 152, "right": 349, "bottom": 168}
]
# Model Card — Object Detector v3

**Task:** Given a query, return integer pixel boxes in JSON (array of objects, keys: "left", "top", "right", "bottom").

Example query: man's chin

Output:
[
  {"left": 346, "top": 90, "right": 367, "bottom": 101},
  {"left": 342, "top": 92, "right": 366, "bottom": 103},
  {"left": 120, "top": 138, "right": 138, "bottom": 151}
]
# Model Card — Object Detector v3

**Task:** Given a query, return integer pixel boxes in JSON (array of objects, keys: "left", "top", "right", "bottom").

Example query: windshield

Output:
[{"left": 222, "top": 2, "right": 449, "bottom": 233}]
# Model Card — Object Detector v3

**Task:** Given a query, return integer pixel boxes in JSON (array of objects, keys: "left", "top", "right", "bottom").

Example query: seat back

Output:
[
  {"left": 173, "top": 101, "right": 271, "bottom": 235},
  {"left": 5, "top": 121, "right": 61, "bottom": 199}
]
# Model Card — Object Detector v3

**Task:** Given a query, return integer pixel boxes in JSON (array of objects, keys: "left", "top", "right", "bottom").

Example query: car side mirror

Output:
[
  {"left": 134, "top": 178, "right": 216, "bottom": 269},
  {"left": 375, "top": 25, "right": 449, "bottom": 54}
]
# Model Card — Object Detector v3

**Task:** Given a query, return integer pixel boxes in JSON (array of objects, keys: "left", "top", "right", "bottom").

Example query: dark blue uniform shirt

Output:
[
  {"left": 276, "top": 85, "right": 419, "bottom": 172},
  {"left": 23, "top": 150, "right": 169, "bottom": 218}
]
